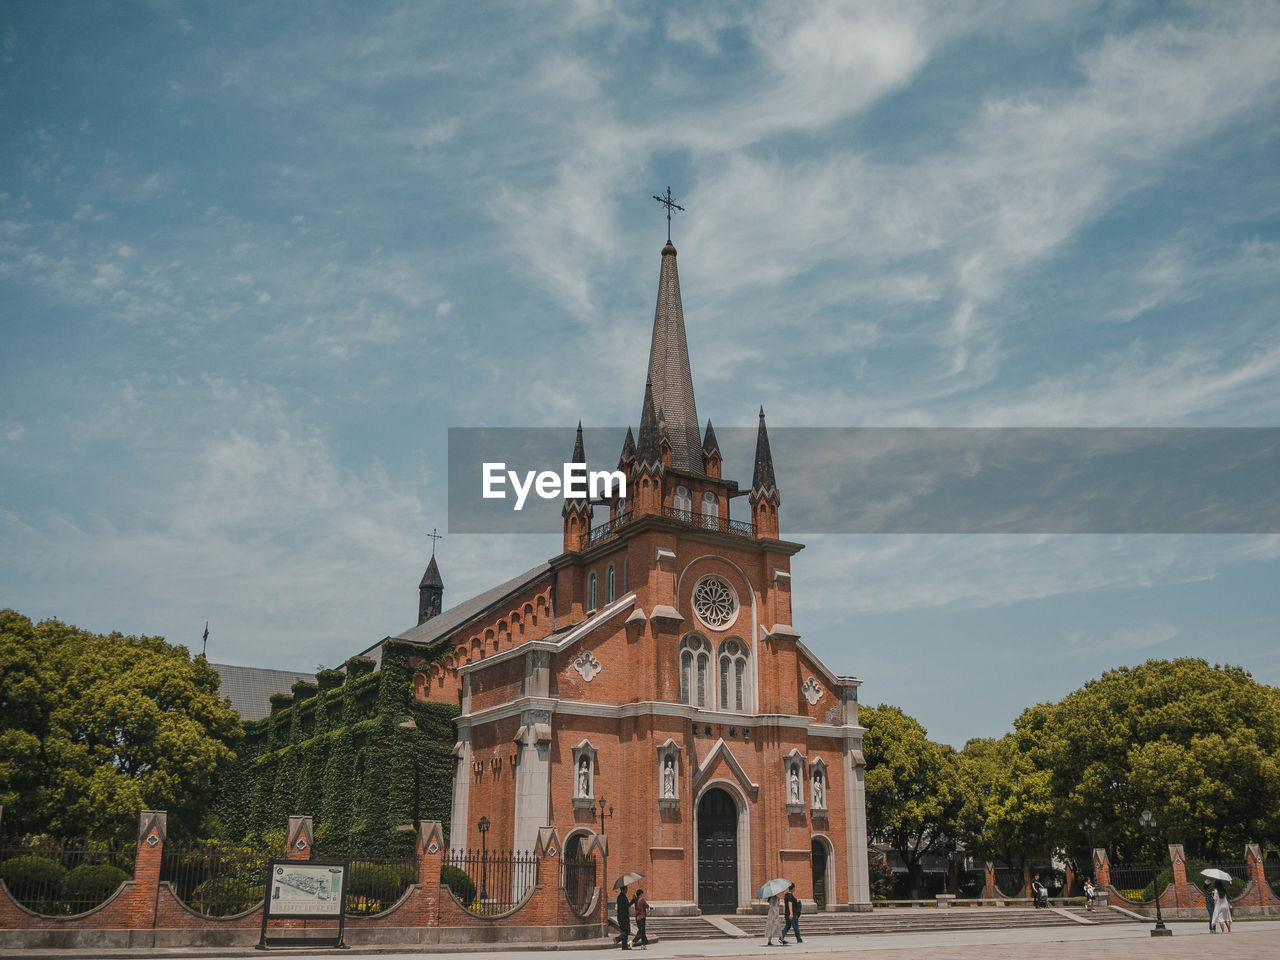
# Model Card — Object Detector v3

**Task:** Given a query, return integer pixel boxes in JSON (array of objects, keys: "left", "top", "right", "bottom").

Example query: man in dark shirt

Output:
[
  {"left": 1204, "top": 879, "right": 1216, "bottom": 932},
  {"left": 781, "top": 882, "right": 803, "bottom": 944},
  {"left": 614, "top": 885, "right": 631, "bottom": 949}
]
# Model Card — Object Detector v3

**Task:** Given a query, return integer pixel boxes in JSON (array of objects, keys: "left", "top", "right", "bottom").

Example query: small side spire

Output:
[
  {"left": 702, "top": 419, "right": 722, "bottom": 478},
  {"left": 750, "top": 407, "right": 780, "bottom": 538},
  {"left": 751, "top": 407, "right": 778, "bottom": 498},
  {"left": 562, "top": 422, "right": 591, "bottom": 552},
  {"left": 635, "top": 379, "right": 664, "bottom": 471},
  {"left": 418, "top": 554, "right": 444, "bottom": 624},
  {"left": 618, "top": 426, "right": 636, "bottom": 469}
]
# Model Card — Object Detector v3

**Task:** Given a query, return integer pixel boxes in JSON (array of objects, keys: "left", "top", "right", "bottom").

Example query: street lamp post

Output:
[
  {"left": 1079, "top": 818, "right": 1097, "bottom": 894},
  {"left": 477, "top": 816, "right": 490, "bottom": 902},
  {"left": 597, "top": 798, "right": 613, "bottom": 893},
  {"left": 1139, "top": 809, "right": 1170, "bottom": 937}
]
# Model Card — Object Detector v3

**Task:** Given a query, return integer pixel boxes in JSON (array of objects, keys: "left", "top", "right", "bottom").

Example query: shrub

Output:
[
  {"left": 189, "top": 876, "right": 265, "bottom": 916},
  {"left": 347, "top": 862, "right": 415, "bottom": 913},
  {"left": 441, "top": 864, "right": 476, "bottom": 906},
  {"left": 0, "top": 856, "right": 68, "bottom": 911},
  {"left": 60, "top": 864, "right": 128, "bottom": 908}
]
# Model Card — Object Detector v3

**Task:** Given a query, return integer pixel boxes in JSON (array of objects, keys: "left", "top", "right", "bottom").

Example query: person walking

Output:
[
  {"left": 1203, "top": 879, "right": 1215, "bottom": 932},
  {"left": 1212, "top": 880, "right": 1232, "bottom": 933},
  {"left": 781, "top": 882, "right": 803, "bottom": 943},
  {"left": 1031, "top": 874, "right": 1046, "bottom": 908},
  {"left": 631, "top": 888, "right": 649, "bottom": 949},
  {"left": 614, "top": 884, "right": 631, "bottom": 949},
  {"left": 764, "top": 893, "right": 783, "bottom": 946},
  {"left": 1083, "top": 878, "right": 1096, "bottom": 912}
]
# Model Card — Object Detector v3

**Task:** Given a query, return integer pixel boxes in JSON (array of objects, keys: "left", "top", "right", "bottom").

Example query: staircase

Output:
[{"left": 650, "top": 906, "right": 1141, "bottom": 940}]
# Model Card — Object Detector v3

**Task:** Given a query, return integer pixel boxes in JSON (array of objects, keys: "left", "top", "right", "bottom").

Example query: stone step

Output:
[{"left": 643, "top": 916, "right": 733, "bottom": 939}]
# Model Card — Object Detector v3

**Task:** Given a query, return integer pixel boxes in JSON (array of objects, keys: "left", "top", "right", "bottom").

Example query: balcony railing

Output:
[{"left": 581, "top": 506, "right": 755, "bottom": 548}]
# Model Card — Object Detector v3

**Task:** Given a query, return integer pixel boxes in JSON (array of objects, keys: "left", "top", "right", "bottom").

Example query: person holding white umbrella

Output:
[{"left": 758, "top": 878, "right": 790, "bottom": 946}]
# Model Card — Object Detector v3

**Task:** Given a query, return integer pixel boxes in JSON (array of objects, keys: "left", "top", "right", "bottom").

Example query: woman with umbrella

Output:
[
  {"left": 613, "top": 873, "right": 642, "bottom": 949},
  {"left": 758, "top": 878, "right": 789, "bottom": 946},
  {"left": 1202, "top": 869, "right": 1233, "bottom": 934}
]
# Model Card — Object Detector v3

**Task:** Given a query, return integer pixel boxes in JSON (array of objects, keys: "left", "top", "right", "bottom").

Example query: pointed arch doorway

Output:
[{"left": 697, "top": 788, "right": 738, "bottom": 913}]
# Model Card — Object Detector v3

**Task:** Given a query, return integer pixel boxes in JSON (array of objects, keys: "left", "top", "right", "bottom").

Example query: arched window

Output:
[
  {"left": 679, "top": 635, "right": 711, "bottom": 707},
  {"left": 701, "top": 491, "right": 719, "bottom": 529},
  {"left": 606, "top": 563, "right": 616, "bottom": 603},
  {"left": 587, "top": 571, "right": 597, "bottom": 612},
  {"left": 718, "top": 639, "right": 748, "bottom": 712},
  {"left": 673, "top": 485, "right": 692, "bottom": 520}
]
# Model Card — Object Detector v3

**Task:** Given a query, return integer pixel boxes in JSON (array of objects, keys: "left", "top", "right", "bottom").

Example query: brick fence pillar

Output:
[
  {"left": 417, "top": 820, "right": 445, "bottom": 927},
  {"left": 1245, "top": 843, "right": 1267, "bottom": 907},
  {"left": 1168, "top": 844, "right": 1189, "bottom": 909},
  {"left": 133, "top": 810, "right": 166, "bottom": 931},
  {"left": 286, "top": 816, "right": 313, "bottom": 861},
  {"left": 1092, "top": 848, "right": 1111, "bottom": 897},
  {"left": 1064, "top": 860, "right": 1076, "bottom": 899},
  {"left": 984, "top": 862, "right": 995, "bottom": 900},
  {"left": 1021, "top": 864, "right": 1031, "bottom": 901},
  {"left": 533, "top": 827, "right": 562, "bottom": 927}
]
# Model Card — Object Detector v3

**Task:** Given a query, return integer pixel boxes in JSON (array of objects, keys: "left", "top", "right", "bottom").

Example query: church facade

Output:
[{"left": 384, "top": 239, "right": 870, "bottom": 914}]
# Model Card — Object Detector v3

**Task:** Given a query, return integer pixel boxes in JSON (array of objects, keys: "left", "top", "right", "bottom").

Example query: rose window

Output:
[{"left": 692, "top": 576, "right": 739, "bottom": 630}]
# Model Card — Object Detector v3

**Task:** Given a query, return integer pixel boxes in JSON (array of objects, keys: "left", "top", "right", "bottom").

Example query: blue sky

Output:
[{"left": 2, "top": 1, "right": 1278, "bottom": 745}]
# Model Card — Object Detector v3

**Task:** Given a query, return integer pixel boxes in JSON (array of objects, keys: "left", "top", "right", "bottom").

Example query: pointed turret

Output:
[
  {"left": 562, "top": 422, "right": 592, "bottom": 552},
  {"left": 635, "top": 380, "right": 664, "bottom": 471},
  {"left": 642, "top": 241, "right": 702, "bottom": 474},
  {"left": 618, "top": 426, "right": 636, "bottom": 470},
  {"left": 418, "top": 555, "right": 444, "bottom": 624},
  {"left": 750, "top": 407, "right": 780, "bottom": 537},
  {"left": 702, "top": 419, "right": 722, "bottom": 478}
]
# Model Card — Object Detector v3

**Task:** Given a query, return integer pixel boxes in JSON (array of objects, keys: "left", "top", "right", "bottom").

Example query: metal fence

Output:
[
  {"left": 161, "top": 841, "right": 271, "bottom": 917},
  {"left": 1265, "top": 857, "right": 1280, "bottom": 896},
  {"left": 345, "top": 854, "right": 418, "bottom": 915},
  {"left": 955, "top": 866, "right": 987, "bottom": 897},
  {"left": 561, "top": 854, "right": 597, "bottom": 916},
  {"left": 0, "top": 837, "right": 135, "bottom": 916},
  {"left": 444, "top": 849, "right": 539, "bottom": 915},
  {"left": 992, "top": 866, "right": 1024, "bottom": 897},
  {"left": 1108, "top": 861, "right": 1157, "bottom": 900}
]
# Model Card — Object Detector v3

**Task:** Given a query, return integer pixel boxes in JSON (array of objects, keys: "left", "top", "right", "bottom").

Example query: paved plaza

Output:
[{"left": 1, "top": 919, "right": 1276, "bottom": 960}]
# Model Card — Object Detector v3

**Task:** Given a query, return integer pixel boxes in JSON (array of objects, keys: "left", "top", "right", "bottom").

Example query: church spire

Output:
[
  {"left": 418, "top": 554, "right": 444, "bottom": 624},
  {"left": 642, "top": 240, "right": 702, "bottom": 474},
  {"left": 751, "top": 407, "right": 780, "bottom": 538},
  {"left": 562, "top": 422, "right": 592, "bottom": 552}
]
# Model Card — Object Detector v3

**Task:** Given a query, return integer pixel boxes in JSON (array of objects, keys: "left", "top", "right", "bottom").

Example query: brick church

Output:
[{"left": 371, "top": 236, "right": 871, "bottom": 914}]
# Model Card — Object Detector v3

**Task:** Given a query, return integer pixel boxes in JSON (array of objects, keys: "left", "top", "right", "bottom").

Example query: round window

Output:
[{"left": 691, "top": 575, "right": 740, "bottom": 631}]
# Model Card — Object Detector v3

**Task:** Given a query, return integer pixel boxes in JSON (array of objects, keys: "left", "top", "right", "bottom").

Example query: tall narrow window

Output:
[
  {"left": 701, "top": 491, "right": 719, "bottom": 530},
  {"left": 679, "top": 635, "right": 711, "bottom": 707},
  {"left": 718, "top": 639, "right": 749, "bottom": 713},
  {"left": 606, "top": 564, "right": 616, "bottom": 603},
  {"left": 587, "top": 571, "right": 597, "bottom": 612},
  {"left": 673, "top": 485, "right": 692, "bottom": 520}
]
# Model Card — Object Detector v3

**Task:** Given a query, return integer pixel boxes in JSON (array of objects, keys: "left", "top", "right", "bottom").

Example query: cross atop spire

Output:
[
  {"left": 652, "top": 186, "right": 684, "bottom": 245},
  {"left": 427, "top": 527, "right": 443, "bottom": 557}
]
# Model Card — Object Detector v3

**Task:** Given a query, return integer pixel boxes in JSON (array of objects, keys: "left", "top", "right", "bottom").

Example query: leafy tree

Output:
[
  {"left": 956, "top": 735, "right": 1054, "bottom": 873},
  {"left": 1013, "top": 658, "right": 1280, "bottom": 862},
  {"left": 0, "top": 610, "right": 243, "bottom": 840},
  {"left": 862, "top": 703, "right": 963, "bottom": 897}
]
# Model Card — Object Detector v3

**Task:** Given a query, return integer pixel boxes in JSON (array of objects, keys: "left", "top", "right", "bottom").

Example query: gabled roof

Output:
[
  {"left": 210, "top": 663, "right": 316, "bottom": 722},
  {"left": 392, "top": 560, "right": 553, "bottom": 648}
]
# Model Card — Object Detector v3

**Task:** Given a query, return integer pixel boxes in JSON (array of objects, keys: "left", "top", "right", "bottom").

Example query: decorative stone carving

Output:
[
  {"left": 789, "top": 763, "right": 802, "bottom": 804},
  {"left": 663, "top": 758, "right": 676, "bottom": 798},
  {"left": 571, "top": 650, "right": 602, "bottom": 682},
  {"left": 802, "top": 676, "right": 823, "bottom": 705},
  {"left": 657, "top": 738, "right": 682, "bottom": 808}
]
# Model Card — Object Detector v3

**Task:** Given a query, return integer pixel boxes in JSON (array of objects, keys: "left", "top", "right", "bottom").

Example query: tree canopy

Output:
[
  {"left": 0, "top": 610, "right": 243, "bottom": 840},
  {"left": 861, "top": 703, "right": 963, "bottom": 895}
]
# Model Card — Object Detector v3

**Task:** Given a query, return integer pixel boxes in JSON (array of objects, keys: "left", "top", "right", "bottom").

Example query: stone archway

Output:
[
  {"left": 697, "top": 788, "right": 738, "bottom": 913},
  {"left": 811, "top": 837, "right": 831, "bottom": 910}
]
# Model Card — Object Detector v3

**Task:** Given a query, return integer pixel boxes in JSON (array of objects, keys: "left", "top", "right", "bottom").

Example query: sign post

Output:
[{"left": 257, "top": 859, "right": 349, "bottom": 950}]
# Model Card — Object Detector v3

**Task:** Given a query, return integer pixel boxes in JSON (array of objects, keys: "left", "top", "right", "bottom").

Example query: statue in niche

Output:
[
  {"left": 812, "top": 770, "right": 825, "bottom": 808},
  {"left": 789, "top": 763, "right": 801, "bottom": 803},
  {"left": 662, "top": 757, "right": 676, "bottom": 798},
  {"left": 577, "top": 757, "right": 590, "bottom": 798}
]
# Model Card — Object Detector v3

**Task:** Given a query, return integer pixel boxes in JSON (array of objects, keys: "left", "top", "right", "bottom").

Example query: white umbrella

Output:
[
  {"left": 614, "top": 871, "right": 643, "bottom": 889},
  {"left": 758, "top": 877, "right": 791, "bottom": 899},
  {"left": 1199, "top": 868, "right": 1232, "bottom": 882}
]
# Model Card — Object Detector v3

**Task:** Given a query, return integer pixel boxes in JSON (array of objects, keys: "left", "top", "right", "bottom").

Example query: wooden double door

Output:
[{"left": 696, "top": 788, "right": 738, "bottom": 913}]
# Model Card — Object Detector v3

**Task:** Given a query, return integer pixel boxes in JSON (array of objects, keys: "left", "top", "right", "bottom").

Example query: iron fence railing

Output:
[
  {"left": 161, "top": 841, "right": 271, "bottom": 917},
  {"left": 992, "top": 867, "right": 1023, "bottom": 897},
  {"left": 0, "top": 837, "right": 135, "bottom": 916},
  {"left": 1108, "top": 862, "right": 1156, "bottom": 900},
  {"left": 1264, "top": 857, "right": 1280, "bottom": 896},
  {"left": 561, "top": 854, "right": 596, "bottom": 916},
  {"left": 955, "top": 867, "right": 987, "bottom": 897},
  {"left": 345, "top": 854, "right": 417, "bottom": 916},
  {"left": 582, "top": 506, "right": 756, "bottom": 548},
  {"left": 443, "top": 849, "right": 538, "bottom": 915}
]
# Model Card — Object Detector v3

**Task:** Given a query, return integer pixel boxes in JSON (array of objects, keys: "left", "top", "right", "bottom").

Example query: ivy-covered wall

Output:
[{"left": 211, "top": 641, "right": 458, "bottom": 856}]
